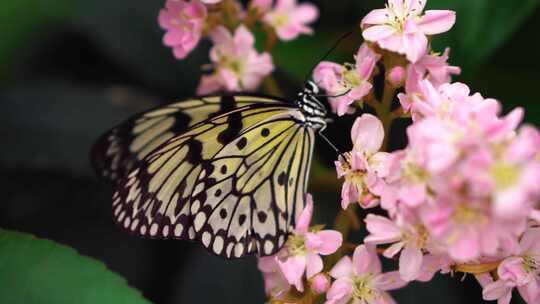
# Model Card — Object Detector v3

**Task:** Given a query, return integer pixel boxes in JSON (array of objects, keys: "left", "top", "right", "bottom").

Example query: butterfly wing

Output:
[
  {"left": 91, "top": 95, "right": 281, "bottom": 182},
  {"left": 191, "top": 113, "right": 315, "bottom": 258},
  {"left": 113, "top": 100, "right": 315, "bottom": 258}
]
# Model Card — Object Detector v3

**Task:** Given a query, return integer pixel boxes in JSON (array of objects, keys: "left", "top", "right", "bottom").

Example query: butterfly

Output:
[{"left": 91, "top": 81, "right": 331, "bottom": 259}]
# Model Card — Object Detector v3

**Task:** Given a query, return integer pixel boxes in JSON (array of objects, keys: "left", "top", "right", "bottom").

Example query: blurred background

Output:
[{"left": 1, "top": 0, "right": 539, "bottom": 303}]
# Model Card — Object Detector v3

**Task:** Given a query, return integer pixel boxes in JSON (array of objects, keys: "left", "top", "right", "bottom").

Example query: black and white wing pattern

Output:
[
  {"left": 109, "top": 96, "right": 316, "bottom": 258},
  {"left": 92, "top": 95, "right": 280, "bottom": 182}
]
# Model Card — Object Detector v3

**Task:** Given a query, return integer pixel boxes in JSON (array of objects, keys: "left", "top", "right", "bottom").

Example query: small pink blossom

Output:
[
  {"left": 159, "top": 0, "right": 207, "bottom": 59},
  {"left": 361, "top": 0, "right": 456, "bottom": 63},
  {"left": 364, "top": 214, "right": 430, "bottom": 281},
  {"left": 419, "top": 195, "right": 523, "bottom": 262},
  {"left": 398, "top": 49, "right": 461, "bottom": 113},
  {"left": 336, "top": 114, "right": 390, "bottom": 209},
  {"left": 326, "top": 245, "right": 407, "bottom": 304},
  {"left": 482, "top": 227, "right": 540, "bottom": 304},
  {"left": 197, "top": 25, "right": 274, "bottom": 94},
  {"left": 311, "top": 273, "right": 331, "bottom": 295},
  {"left": 277, "top": 194, "right": 342, "bottom": 292},
  {"left": 488, "top": 126, "right": 540, "bottom": 221},
  {"left": 263, "top": 0, "right": 319, "bottom": 41},
  {"left": 388, "top": 66, "right": 406, "bottom": 87},
  {"left": 314, "top": 44, "right": 380, "bottom": 116}
]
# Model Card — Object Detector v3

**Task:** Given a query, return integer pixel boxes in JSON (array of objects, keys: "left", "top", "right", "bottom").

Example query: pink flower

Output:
[
  {"left": 336, "top": 114, "right": 390, "bottom": 209},
  {"left": 488, "top": 126, "right": 540, "bottom": 221},
  {"left": 326, "top": 245, "right": 407, "bottom": 304},
  {"left": 159, "top": 0, "right": 207, "bottom": 59},
  {"left": 263, "top": 0, "right": 319, "bottom": 41},
  {"left": 201, "top": 0, "right": 221, "bottom": 3},
  {"left": 362, "top": 0, "right": 456, "bottom": 62},
  {"left": 197, "top": 25, "right": 274, "bottom": 94},
  {"left": 364, "top": 214, "right": 430, "bottom": 281},
  {"left": 482, "top": 227, "right": 540, "bottom": 304},
  {"left": 420, "top": 195, "right": 522, "bottom": 262},
  {"left": 398, "top": 49, "right": 461, "bottom": 113},
  {"left": 314, "top": 43, "right": 380, "bottom": 116},
  {"left": 277, "top": 194, "right": 342, "bottom": 292},
  {"left": 258, "top": 256, "right": 290, "bottom": 297}
]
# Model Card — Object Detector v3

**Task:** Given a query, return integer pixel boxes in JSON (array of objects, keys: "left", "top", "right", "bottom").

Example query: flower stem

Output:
[
  {"left": 262, "top": 75, "right": 283, "bottom": 96},
  {"left": 454, "top": 261, "right": 501, "bottom": 275}
]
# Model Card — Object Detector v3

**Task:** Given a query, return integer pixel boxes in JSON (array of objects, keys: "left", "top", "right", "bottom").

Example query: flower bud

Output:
[
  {"left": 310, "top": 273, "right": 330, "bottom": 294},
  {"left": 388, "top": 66, "right": 406, "bottom": 87}
]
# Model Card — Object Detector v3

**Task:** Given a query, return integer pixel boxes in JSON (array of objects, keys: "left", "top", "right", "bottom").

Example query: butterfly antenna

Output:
[
  {"left": 315, "top": 88, "right": 352, "bottom": 99},
  {"left": 304, "top": 30, "right": 356, "bottom": 83},
  {"left": 318, "top": 132, "right": 341, "bottom": 155}
]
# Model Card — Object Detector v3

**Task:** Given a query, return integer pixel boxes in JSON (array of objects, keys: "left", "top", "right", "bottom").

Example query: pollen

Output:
[{"left": 490, "top": 163, "right": 520, "bottom": 189}]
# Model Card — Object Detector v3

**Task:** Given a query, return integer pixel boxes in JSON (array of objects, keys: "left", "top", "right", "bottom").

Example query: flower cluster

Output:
[
  {"left": 259, "top": 0, "right": 540, "bottom": 303},
  {"left": 321, "top": 0, "right": 540, "bottom": 303},
  {"left": 158, "top": 0, "right": 319, "bottom": 94}
]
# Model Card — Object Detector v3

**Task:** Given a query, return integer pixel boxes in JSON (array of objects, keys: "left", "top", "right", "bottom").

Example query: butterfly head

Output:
[{"left": 297, "top": 81, "right": 327, "bottom": 130}]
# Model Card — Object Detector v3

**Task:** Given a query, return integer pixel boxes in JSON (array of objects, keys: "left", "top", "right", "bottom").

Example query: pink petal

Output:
[
  {"left": 482, "top": 280, "right": 513, "bottom": 303},
  {"left": 398, "top": 183, "right": 426, "bottom": 207},
  {"left": 277, "top": 255, "right": 307, "bottom": 292},
  {"left": 341, "top": 181, "right": 358, "bottom": 210},
  {"left": 363, "top": 25, "right": 397, "bottom": 42},
  {"left": 326, "top": 278, "right": 354, "bottom": 303},
  {"left": 353, "top": 245, "right": 381, "bottom": 275},
  {"left": 210, "top": 25, "right": 232, "bottom": 45},
  {"left": 218, "top": 69, "right": 240, "bottom": 91},
  {"left": 374, "top": 271, "right": 408, "bottom": 291},
  {"left": 361, "top": 9, "right": 390, "bottom": 26},
  {"left": 258, "top": 256, "right": 278, "bottom": 273},
  {"left": 329, "top": 256, "right": 353, "bottom": 279},
  {"left": 399, "top": 244, "right": 423, "bottom": 281},
  {"left": 383, "top": 242, "right": 405, "bottom": 258},
  {"left": 306, "top": 253, "right": 323, "bottom": 279},
  {"left": 364, "top": 214, "right": 401, "bottom": 244},
  {"left": 197, "top": 74, "right": 222, "bottom": 95},
  {"left": 403, "top": 31, "right": 428, "bottom": 63},
  {"left": 518, "top": 279, "right": 540, "bottom": 303},
  {"left": 348, "top": 82, "right": 373, "bottom": 102},
  {"left": 448, "top": 231, "right": 480, "bottom": 262},
  {"left": 519, "top": 227, "right": 540, "bottom": 254},
  {"left": 293, "top": 3, "right": 319, "bottom": 23},
  {"left": 351, "top": 114, "right": 385, "bottom": 154},
  {"left": 234, "top": 25, "right": 255, "bottom": 48},
  {"left": 314, "top": 230, "right": 343, "bottom": 255},
  {"left": 418, "top": 10, "right": 456, "bottom": 35},
  {"left": 295, "top": 194, "right": 313, "bottom": 234}
]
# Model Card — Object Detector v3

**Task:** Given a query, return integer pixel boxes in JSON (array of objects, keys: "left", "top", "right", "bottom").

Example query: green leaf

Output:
[
  {"left": 0, "top": 230, "right": 152, "bottom": 304},
  {"left": 429, "top": 0, "right": 540, "bottom": 75}
]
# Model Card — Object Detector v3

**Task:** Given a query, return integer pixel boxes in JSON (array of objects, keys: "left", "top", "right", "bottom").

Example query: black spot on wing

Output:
[
  {"left": 277, "top": 171, "right": 287, "bottom": 186},
  {"left": 186, "top": 139, "right": 203, "bottom": 164},
  {"left": 217, "top": 96, "right": 243, "bottom": 144},
  {"left": 170, "top": 111, "right": 192, "bottom": 133},
  {"left": 220, "top": 95, "right": 237, "bottom": 112},
  {"left": 236, "top": 137, "right": 247, "bottom": 150}
]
